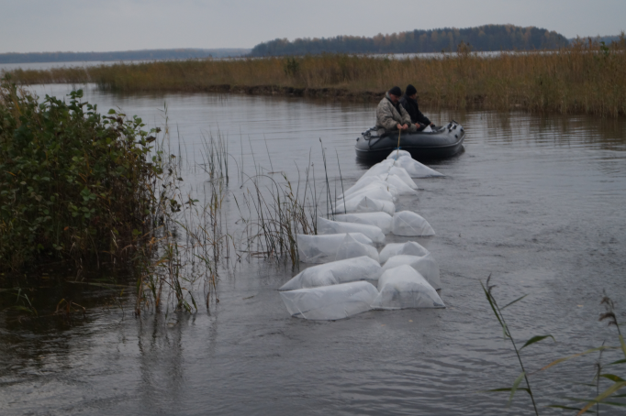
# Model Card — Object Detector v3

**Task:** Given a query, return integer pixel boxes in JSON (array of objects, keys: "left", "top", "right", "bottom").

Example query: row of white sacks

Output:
[{"left": 280, "top": 150, "right": 445, "bottom": 320}]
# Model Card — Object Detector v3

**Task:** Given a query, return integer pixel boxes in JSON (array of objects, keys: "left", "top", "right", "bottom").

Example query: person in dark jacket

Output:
[{"left": 399, "top": 84, "right": 434, "bottom": 131}]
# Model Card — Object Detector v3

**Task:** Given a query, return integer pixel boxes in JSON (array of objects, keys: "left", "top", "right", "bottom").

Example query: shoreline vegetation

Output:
[
  {"left": 0, "top": 78, "right": 321, "bottom": 317},
  {"left": 0, "top": 80, "right": 229, "bottom": 315},
  {"left": 5, "top": 38, "right": 626, "bottom": 117}
]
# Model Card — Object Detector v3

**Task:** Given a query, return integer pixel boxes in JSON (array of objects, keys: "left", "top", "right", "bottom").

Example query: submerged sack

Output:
[
  {"left": 371, "top": 265, "right": 445, "bottom": 310},
  {"left": 380, "top": 254, "right": 441, "bottom": 290},
  {"left": 393, "top": 156, "right": 444, "bottom": 178},
  {"left": 334, "top": 212, "right": 393, "bottom": 234},
  {"left": 333, "top": 196, "right": 395, "bottom": 216},
  {"left": 392, "top": 211, "right": 435, "bottom": 236},
  {"left": 339, "top": 183, "right": 397, "bottom": 203},
  {"left": 334, "top": 233, "right": 379, "bottom": 262},
  {"left": 360, "top": 164, "right": 418, "bottom": 190},
  {"left": 297, "top": 233, "right": 373, "bottom": 264},
  {"left": 342, "top": 177, "right": 401, "bottom": 200},
  {"left": 318, "top": 217, "right": 385, "bottom": 244},
  {"left": 380, "top": 173, "right": 418, "bottom": 195},
  {"left": 279, "top": 256, "right": 381, "bottom": 291},
  {"left": 379, "top": 241, "right": 430, "bottom": 264},
  {"left": 386, "top": 149, "right": 412, "bottom": 160},
  {"left": 280, "top": 281, "right": 378, "bottom": 320}
]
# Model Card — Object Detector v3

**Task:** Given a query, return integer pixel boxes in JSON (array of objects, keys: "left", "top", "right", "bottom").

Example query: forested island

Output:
[
  {"left": 0, "top": 48, "right": 250, "bottom": 64},
  {"left": 249, "top": 24, "right": 570, "bottom": 56}
]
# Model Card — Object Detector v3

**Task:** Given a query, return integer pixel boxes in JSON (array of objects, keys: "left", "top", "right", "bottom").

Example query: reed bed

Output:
[{"left": 4, "top": 38, "right": 626, "bottom": 117}]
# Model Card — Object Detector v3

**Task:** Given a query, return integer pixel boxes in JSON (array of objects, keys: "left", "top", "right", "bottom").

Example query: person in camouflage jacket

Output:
[{"left": 375, "top": 86, "right": 417, "bottom": 136}]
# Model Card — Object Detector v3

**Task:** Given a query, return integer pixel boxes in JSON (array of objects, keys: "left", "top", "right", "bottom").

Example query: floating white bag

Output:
[
  {"left": 342, "top": 177, "right": 399, "bottom": 200},
  {"left": 334, "top": 212, "right": 393, "bottom": 234},
  {"left": 394, "top": 156, "right": 444, "bottom": 178},
  {"left": 392, "top": 211, "right": 435, "bottom": 236},
  {"left": 297, "top": 233, "right": 373, "bottom": 264},
  {"left": 280, "top": 281, "right": 378, "bottom": 320},
  {"left": 339, "top": 183, "right": 397, "bottom": 203},
  {"left": 333, "top": 196, "right": 395, "bottom": 216},
  {"left": 379, "top": 173, "right": 417, "bottom": 195},
  {"left": 371, "top": 265, "right": 445, "bottom": 310},
  {"left": 379, "top": 241, "right": 430, "bottom": 264},
  {"left": 386, "top": 149, "right": 412, "bottom": 160},
  {"left": 386, "top": 166, "right": 418, "bottom": 190},
  {"left": 279, "top": 256, "right": 381, "bottom": 291},
  {"left": 380, "top": 254, "right": 441, "bottom": 290},
  {"left": 334, "top": 233, "right": 379, "bottom": 262},
  {"left": 362, "top": 159, "right": 396, "bottom": 178},
  {"left": 317, "top": 217, "right": 385, "bottom": 244}
]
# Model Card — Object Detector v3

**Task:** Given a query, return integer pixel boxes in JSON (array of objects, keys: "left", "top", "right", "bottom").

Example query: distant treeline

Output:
[
  {"left": 249, "top": 24, "right": 570, "bottom": 56},
  {"left": 0, "top": 48, "right": 251, "bottom": 64}
]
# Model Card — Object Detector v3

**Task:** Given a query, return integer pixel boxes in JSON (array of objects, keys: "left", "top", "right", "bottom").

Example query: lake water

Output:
[{"left": 1, "top": 84, "right": 626, "bottom": 415}]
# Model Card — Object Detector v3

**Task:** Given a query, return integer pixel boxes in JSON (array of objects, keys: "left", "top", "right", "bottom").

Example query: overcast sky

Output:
[{"left": 2, "top": 0, "right": 625, "bottom": 53}]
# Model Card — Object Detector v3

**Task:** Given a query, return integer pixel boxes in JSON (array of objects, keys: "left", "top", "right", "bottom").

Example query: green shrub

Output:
[{"left": 0, "top": 78, "right": 169, "bottom": 277}]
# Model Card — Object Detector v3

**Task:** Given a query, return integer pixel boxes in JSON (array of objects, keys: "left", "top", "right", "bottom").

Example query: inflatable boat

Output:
[{"left": 355, "top": 121, "right": 465, "bottom": 162}]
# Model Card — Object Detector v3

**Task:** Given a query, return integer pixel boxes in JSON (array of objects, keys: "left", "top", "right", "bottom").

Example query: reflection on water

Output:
[{"left": 1, "top": 84, "right": 626, "bottom": 415}]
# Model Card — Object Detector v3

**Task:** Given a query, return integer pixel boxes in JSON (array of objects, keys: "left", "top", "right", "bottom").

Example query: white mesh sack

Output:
[
  {"left": 280, "top": 281, "right": 378, "bottom": 320},
  {"left": 354, "top": 168, "right": 417, "bottom": 192},
  {"left": 386, "top": 149, "right": 412, "bottom": 160},
  {"left": 318, "top": 217, "right": 385, "bottom": 244},
  {"left": 333, "top": 196, "right": 395, "bottom": 216},
  {"left": 362, "top": 159, "right": 396, "bottom": 178},
  {"left": 386, "top": 166, "right": 418, "bottom": 189},
  {"left": 380, "top": 254, "right": 441, "bottom": 290},
  {"left": 339, "top": 183, "right": 397, "bottom": 203},
  {"left": 279, "top": 256, "right": 381, "bottom": 291},
  {"left": 394, "top": 156, "right": 444, "bottom": 178},
  {"left": 334, "top": 212, "right": 393, "bottom": 234},
  {"left": 378, "top": 173, "right": 418, "bottom": 195},
  {"left": 379, "top": 241, "right": 430, "bottom": 264},
  {"left": 339, "top": 176, "right": 399, "bottom": 199},
  {"left": 297, "top": 233, "right": 374, "bottom": 264},
  {"left": 363, "top": 162, "right": 420, "bottom": 190},
  {"left": 371, "top": 265, "right": 445, "bottom": 310},
  {"left": 334, "top": 233, "right": 380, "bottom": 262},
  {"left": 392, "top": 211, "right": 435, "bottom": 236}
]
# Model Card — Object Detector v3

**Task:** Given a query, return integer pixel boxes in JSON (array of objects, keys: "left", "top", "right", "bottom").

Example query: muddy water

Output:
[{"left": 1, "top": 85, "right": 626, "bottom": 415}]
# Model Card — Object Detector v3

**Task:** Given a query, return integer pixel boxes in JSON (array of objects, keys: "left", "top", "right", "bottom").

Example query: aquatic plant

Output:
[
  {"left": 483, "top": 277, "right": 626, "bottom": 414},
  {"left": 481, "top": 275, "right": 548, "bottom": 415},
  {"left": 236, "top": 170, "right": 317, "bottom": 269}
]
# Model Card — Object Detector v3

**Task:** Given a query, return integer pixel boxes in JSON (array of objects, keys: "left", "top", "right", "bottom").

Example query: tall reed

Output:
[
  {"left": 5, "top": 37, "right": 626, "bottom": 117},
  {"left": 234, "top": 147, "right": 321, "bottom": 269}
]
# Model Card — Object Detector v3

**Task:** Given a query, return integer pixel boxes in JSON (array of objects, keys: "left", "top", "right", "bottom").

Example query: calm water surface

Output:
[{"left": 1, "top": 85, "right": 626, "bottom": 415}]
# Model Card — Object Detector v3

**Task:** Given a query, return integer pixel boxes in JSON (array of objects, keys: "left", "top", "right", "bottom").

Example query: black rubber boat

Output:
[{"left": 355, "top": 121, "right": 465, "bottom": 162}]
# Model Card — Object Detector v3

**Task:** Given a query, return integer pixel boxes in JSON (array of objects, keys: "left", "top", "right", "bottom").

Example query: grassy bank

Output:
[{"left": 4, "top": 39, "right": 626, "bottom": 117}]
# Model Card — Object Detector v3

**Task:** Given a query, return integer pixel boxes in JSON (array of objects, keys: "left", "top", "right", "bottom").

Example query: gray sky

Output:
[{"left": 2, "top": 0, "right": 625, "bottom": 53}]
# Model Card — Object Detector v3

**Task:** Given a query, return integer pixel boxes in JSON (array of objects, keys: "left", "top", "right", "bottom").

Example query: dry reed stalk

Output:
[{"left": 4, "top": 41, "right": 625, "bottom": 116}]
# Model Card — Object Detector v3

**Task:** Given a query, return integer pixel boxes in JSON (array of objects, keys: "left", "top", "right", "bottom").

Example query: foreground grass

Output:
[{"left": 4, "top": 39, "right": 626, "bottom": 118}]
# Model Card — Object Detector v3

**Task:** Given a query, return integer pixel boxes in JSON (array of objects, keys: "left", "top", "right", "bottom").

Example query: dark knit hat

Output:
[
  {"left": 405, "top": 84, "right": 417, "bottom": 96},
  {"left": 388, "top": 86, "right": 402, "bottom": 97}
]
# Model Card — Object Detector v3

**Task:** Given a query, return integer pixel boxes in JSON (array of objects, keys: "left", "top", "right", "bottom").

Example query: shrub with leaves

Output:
[{"left": 0, "top": 78, "right": 172, "bottom": 277}]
